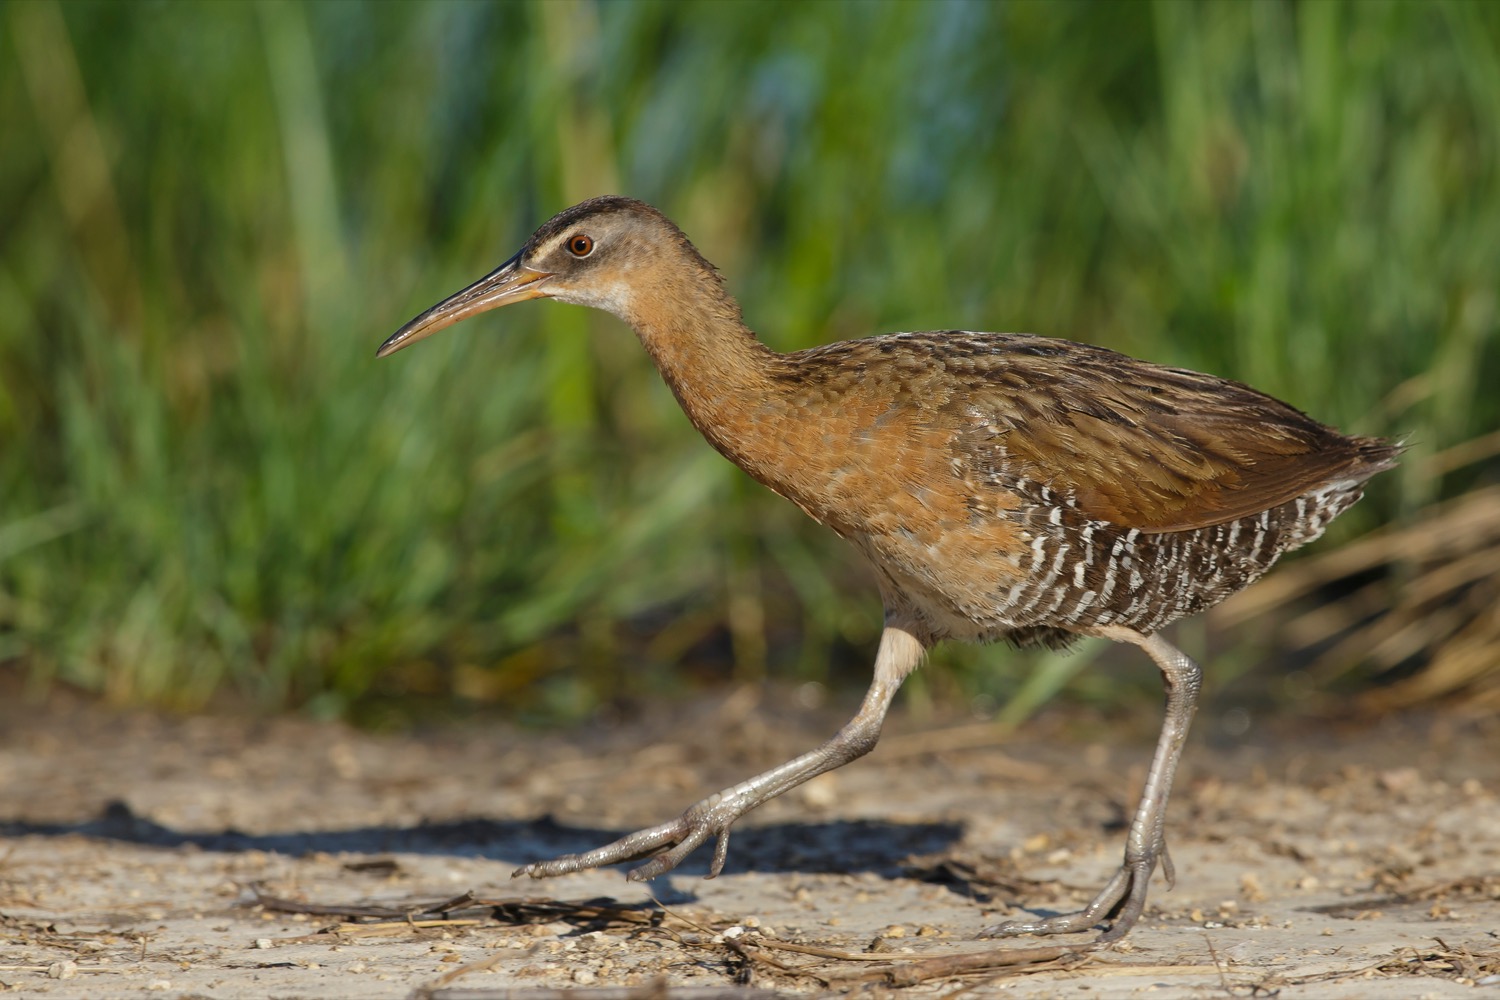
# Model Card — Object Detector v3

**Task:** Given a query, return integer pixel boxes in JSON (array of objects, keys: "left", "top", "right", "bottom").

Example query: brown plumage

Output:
[{"left": 378, "top": 196, "right": 1400, "bottom": 943}]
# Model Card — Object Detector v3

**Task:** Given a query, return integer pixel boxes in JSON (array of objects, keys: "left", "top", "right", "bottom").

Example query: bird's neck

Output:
[{"left": 617, "top": 272, "right": 789, "bottom": 477}]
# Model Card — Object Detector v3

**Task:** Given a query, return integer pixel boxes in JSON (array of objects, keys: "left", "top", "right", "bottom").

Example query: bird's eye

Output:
[{"left": 567, "top": 234, "right": 594, "bottom": 257}]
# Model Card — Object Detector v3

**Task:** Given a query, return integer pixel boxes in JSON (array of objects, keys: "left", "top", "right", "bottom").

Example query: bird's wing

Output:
[{"left": 930, "top": 335, "right": 1393, "bottom": 534}]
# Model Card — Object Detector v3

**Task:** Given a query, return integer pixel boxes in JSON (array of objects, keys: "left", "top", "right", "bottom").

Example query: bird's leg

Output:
[
  {"left": 514, "top": 623, "right": 928, "bottom": 883},
  {"left": 983, "top": 625, "right": 1201, "bottom": 942}
]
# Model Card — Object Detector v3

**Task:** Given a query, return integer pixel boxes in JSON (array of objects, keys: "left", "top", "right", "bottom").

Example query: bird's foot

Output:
[
  {"left": 513, "top": 792, "right": 745, "bottom": 883},
  {"left": 980, "top": 847, "right": 1166, "bottom": 943}
]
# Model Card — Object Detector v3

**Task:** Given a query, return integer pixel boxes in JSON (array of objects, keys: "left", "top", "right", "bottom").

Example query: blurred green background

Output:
[{"left": 2, "top": 0, "right": 1496, "bottom": 724}]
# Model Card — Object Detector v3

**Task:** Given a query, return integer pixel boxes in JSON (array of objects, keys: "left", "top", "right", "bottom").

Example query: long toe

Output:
[
  {"left": 512, "top": 816, "right": 692, "bottom": 879},
  {"left": 980, "top": 864, "right": 1146, "bottom": 940},
  {"left": 625, "top": 825, "right": 715, "bottom": 882}
]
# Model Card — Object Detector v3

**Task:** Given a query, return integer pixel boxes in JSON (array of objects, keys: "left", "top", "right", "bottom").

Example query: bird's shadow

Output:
[{"left": 2, "top": 800, "right": 963, "bottom": 886}]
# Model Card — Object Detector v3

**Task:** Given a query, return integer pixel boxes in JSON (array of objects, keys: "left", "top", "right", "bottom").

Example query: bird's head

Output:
[{"left": 377, "top": 196, "right": 703, "bottom": 359}]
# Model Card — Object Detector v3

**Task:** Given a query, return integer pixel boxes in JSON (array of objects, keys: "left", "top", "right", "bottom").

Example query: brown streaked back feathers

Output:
[{"left": 786, "top": 332, "right": 1398, "bottom": 534}]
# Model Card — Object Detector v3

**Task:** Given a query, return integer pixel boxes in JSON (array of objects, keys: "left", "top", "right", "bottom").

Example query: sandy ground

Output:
[{"left": 1, "top": 682, "right": 1497, "bottom": 999}]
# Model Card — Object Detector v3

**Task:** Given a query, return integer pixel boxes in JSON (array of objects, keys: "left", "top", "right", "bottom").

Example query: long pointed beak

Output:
[{"left": 376, "top": 253, "right": 553, "bottom": 359}]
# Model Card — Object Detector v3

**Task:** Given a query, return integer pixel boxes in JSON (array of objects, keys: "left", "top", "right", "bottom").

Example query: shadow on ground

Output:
[{"left": 0, "top": 800, "right": 963, "bottom": 879}]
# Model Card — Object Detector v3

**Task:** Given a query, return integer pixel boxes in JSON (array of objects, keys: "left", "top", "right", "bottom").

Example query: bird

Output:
[{"left": 377, "top": 195, "right": 1400, "bottom": 943}]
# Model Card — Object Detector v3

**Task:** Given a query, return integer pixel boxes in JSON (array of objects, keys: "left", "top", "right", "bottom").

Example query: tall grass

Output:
[{"left": 1, "top": 1, "right": 1496, "bottom": 718}]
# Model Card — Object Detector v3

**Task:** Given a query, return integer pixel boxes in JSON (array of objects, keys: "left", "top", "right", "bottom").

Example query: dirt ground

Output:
[{"left": 1, "top": 681, "right": 1497, "bottom": 999}]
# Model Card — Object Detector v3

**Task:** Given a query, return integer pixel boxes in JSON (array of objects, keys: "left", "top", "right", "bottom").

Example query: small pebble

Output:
[{"left": 799, "top": 774, "right": 838, "bottom": 808}]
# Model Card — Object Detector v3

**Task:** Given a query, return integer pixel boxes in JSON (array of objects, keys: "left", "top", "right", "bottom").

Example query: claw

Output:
[
  {"left": 625, "top": 854, "right": 673, "bottom": 882},
  {"left": 708, "top": 828, "right": 732, "bottom": 878}
]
